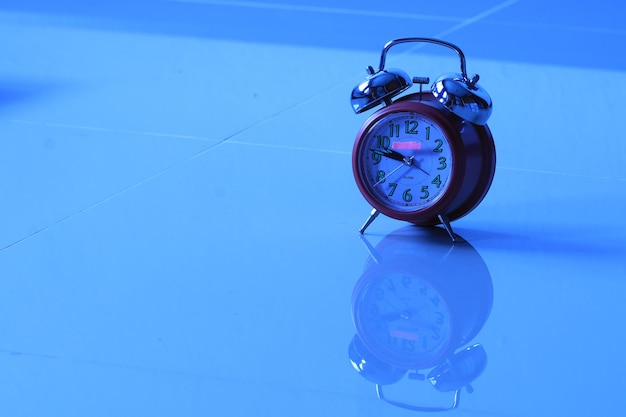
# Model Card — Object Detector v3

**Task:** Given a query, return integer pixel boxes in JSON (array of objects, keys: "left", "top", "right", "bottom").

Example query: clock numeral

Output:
[
  {"left": 368, "top": 304, "right": 380, "bottom": 317},
  {"left": 386, "top": 334, "right": 399, "bottom": 347},
  {"left": 388, "top": 182, "right": 398, "bottom": 196},
  {"left": 437, "top": 157, "right": 447, "bottom": 170},
  {"left": 404, "top": 120, "right": 418, "bottom": 135},
  {"left": 431, "top": 326, "right": 441, "bottom": 340},
  {"left": 402, "top": 339, "right": 416, "bottom": 352},
  {"left": 402, "top": 188, "right": 413, "bottom": 202},
  {"left": 420, "top": 185, "right": 429, "bottom": 200},
  {"left": 385, "top": 278, "right": 396, "bottom": 291},
  {"left": 376, "top": 135, "right": 391, "bottom": 149},
  {"left": 431, "top": 296, "right": 440, "bottom": 307},
  {"left": 402, "top": 276, "right": 412, "bottom": 289},
  {"left": 389, "top": 124, "right": 400, "bottom": 137},
  {"left": 431, "top": 175, "right": 442, "bottom": 188},
  {"left": 376, "top": 170, "right": 386, "bottom": 183},
  {"left": 371, "top": 150, "right": 382, "bottom": 164},
  {"left": 374, "top": 288, "right": 385, "bottom": 301},
  {"left": 435, "top": 312, "right": 445, "bottom": 325},
  {"left": 369, "top": 318, "right": 387, "bottom": 332},
  {"left": 433, "top": 139, "right": 444, "bottom": 153},
  {"left": 425, "top": 126, "right": 431, "bottom": 140}
]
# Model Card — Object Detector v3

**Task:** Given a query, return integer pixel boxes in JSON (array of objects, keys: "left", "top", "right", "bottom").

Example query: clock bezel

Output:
[
  {"left": 352, "top": 93, "right": 496, "bottom": 226},
  {"left": 352, "top": 99, "right": 467, "bottom": 225}
]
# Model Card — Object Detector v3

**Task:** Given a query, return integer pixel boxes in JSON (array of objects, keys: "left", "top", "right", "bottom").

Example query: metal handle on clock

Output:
[
  {"left": 376, "top": 383, "right": 461, "bottom": 411},
  {"left": 378, "top": 37, "right": 469, "bottom": 80},
  {"left": 377, "top": 37, "right": 492, "bottom": 125}
]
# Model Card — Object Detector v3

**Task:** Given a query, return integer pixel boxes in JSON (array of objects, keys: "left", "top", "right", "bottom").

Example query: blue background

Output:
[{"left": 1, "top": 1, "right": 625, "bottom": 416}]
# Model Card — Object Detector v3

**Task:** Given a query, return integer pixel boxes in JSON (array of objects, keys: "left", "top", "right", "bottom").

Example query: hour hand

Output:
[{"left": 370, "top": 148, "right": 407, "bottom": 163}]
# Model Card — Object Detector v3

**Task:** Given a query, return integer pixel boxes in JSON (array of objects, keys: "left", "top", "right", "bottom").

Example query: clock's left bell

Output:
[{"left": 351, "top": 66, "right": 412, "bottom": 114}]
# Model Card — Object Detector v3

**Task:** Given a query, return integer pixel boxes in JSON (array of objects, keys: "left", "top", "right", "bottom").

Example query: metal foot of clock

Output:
[
  {"left": 358, "top": 208, "right": 461, "bottom": 243},
  {"left": 359, "top": 208, "right": 380, "bottom": 235},
  {"left": 437, "top": 213, "right": 460, "bottom": 243}
]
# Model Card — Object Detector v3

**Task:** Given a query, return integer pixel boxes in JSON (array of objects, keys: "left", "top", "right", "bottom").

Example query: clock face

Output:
[
  {"left": 354, "top": 111, "right": 454, "bottom": 214},
  {"left": 353, "top": 272, "right": 452, "bottom": 369}
]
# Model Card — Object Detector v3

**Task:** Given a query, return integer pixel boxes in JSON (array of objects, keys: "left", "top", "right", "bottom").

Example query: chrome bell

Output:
[
  {"left": 351, "top": 66, "right": 412, "bottom": 114},
  {"left": 432, "top": 73, "right": 492, "bottom": 125},
  {"left": 351, "top": 37, "right": 493, "bottom": 125}
]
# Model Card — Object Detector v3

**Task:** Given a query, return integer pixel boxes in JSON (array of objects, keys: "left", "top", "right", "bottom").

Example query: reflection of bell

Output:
[
  {"left": 432, "top": 73, "right": 492, "bottom": 125},
  {"left": 428, "top": 344, "right": 488, "bottom": 392},
  {"left": 350, "top": 67, "right": 412, "bottom": 114},
  {"left": 349, "top": 335, "right": 406, "bottom": 385}
]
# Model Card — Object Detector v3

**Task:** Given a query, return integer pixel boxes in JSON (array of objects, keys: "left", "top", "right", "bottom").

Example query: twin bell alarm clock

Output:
[{"left": 350, "top": 38, "right": 496, "bottom": 238}]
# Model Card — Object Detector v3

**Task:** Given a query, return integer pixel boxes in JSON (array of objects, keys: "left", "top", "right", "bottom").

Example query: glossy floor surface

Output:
[{"left": 1, "top": 1, "right": 625, "bottom": 416}]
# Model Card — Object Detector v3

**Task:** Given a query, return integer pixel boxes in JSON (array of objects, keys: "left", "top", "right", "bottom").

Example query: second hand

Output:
[{"left": 373, "top": 156, "right": 415, "bottom": 187}]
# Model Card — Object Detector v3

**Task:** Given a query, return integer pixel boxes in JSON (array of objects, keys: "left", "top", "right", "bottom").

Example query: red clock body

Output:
[{"left": 352, "top": 93, "right": 495, "bottom": 226}]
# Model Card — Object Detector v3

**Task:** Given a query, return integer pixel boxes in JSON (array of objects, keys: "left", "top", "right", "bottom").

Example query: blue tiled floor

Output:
[{"left": 1, "top": 1, "right": 625, "bottom": 416}]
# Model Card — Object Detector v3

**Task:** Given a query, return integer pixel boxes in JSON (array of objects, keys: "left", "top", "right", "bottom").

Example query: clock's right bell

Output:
[{"left": 431, "top": 73, "right": 492, "bottom": 125}]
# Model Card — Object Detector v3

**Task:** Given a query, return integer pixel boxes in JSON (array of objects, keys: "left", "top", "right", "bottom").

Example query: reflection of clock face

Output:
[{"left": 353, "top": 271, "right": 452, "bottom": 369}]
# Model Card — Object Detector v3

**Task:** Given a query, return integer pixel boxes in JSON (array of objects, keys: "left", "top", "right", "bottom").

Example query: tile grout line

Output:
[
  {"left": 497, "top": 166, "right": 626, "bottom": 182},
  {"left": 0, "top": 134, "right": 231, "bottom": 253},
  {"left": 337, "top": 0, "right": 522, "bottom": 80},
  {"left": 164, "top": 0, "right": 466, "bottom": 22},
  {"left": 6, "top": 119, "right": 221, "bottom": 143},
  {"left": 433, "top": 0, "right": 522, "bottom": 39},
  {"left": 6, "top": 118, "right": 626, "bottom": 182},
  {"left": 0, "top": 90, "right": 339, "bottom": 252},
  {"left": 1, "top": 0, "right": 523, "bottom": 251}
]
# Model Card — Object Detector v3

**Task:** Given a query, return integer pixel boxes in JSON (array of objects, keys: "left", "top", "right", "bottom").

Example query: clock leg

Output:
[
  {"left": 359, "top": 208, "right": 380, "bottom": 234},
  {"left": 438, "top": 213, "right": 460, "bottom": 243}
]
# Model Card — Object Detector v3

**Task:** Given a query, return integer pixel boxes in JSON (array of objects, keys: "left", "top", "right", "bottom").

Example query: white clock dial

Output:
[{"left": 355, "top": 112, "right": 454, "bottom": 213}]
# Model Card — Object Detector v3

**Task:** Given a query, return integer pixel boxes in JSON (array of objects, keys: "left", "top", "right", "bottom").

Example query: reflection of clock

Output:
[
  {"left": 352, "top": 269, "right": 453, "bottom": 369},
  {"left": 352, "top": 226, "right": 492, "bottom": 370},
  {"left": 349, "top": 226, "right": 493, "bottom": 410}
]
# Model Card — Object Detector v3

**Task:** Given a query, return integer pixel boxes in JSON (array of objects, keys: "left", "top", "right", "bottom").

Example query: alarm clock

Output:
[
  {"left": 349, "top": 226, "right": 493, "bottom": 411},
  {"left": 350, "top": 38, "right": 496, "bottom": 237}
]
